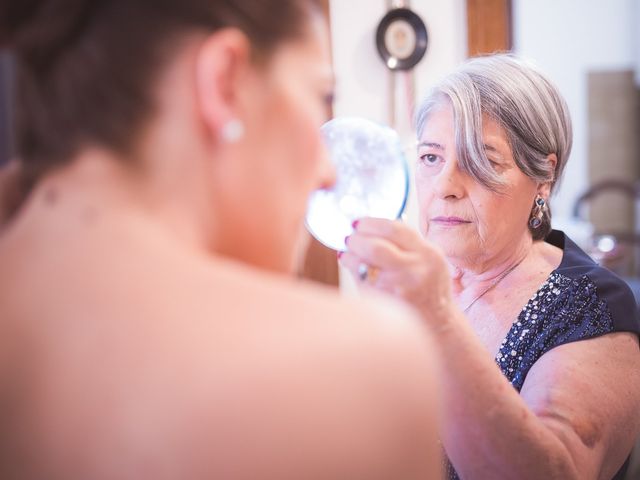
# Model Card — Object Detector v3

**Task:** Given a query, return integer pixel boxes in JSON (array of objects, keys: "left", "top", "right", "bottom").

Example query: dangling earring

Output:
[
  {"left": 529, "top": 194, "right": 546, "bottom": 228},
  {"left": 220, "top": 119, "right": 245, "bottom": 143}
]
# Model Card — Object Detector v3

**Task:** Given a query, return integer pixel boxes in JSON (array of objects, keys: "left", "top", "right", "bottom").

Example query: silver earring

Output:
[
  {"left": 529, "top": 194, "right": 546, "bottom": 228},
  {"left": 221, "top": 119, "right": 245, "bottom": 143}
]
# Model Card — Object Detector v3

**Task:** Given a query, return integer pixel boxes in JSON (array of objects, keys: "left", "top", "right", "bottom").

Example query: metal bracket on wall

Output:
[{"left": 381, "top": 0, "right": 422, "bottom": 131}]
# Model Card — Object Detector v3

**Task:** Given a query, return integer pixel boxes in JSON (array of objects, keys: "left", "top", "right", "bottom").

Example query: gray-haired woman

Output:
[{"left": 340, "top": 54, "right": 640, "bottom": 479}]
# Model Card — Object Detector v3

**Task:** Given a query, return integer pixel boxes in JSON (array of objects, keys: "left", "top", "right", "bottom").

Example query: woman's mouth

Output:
[{"left": 431, "top": 216, "right": 472, "bottom": 226}]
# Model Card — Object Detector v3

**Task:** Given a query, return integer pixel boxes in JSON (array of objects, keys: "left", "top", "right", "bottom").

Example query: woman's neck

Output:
[
  {"left": 19, "top": 150, "right": 215, "bottom": 255},
  {"left": 449, "top": 233, "right": 534, "bottom": 297}
]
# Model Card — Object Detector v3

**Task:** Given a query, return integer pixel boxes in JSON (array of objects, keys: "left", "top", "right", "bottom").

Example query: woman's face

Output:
[
  {"left": 220, "top": 15, "right": 335, "bottom": 273},
  {"left": 415, "top": 103, "right": 539, "bottom": 267}
]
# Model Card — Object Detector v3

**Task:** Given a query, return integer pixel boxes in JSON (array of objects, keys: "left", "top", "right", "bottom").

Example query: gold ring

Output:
[
  {"left": 357, "top": 263, "right": 380, "bottom": 284},
  {"left": 367, "top": 266, "right": 380, "bottom": 283}
]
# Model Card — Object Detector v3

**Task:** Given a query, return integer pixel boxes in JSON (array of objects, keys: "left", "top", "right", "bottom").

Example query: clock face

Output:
[
  {"left": 376, "top": 8, "right": 428, "bottom": 71},
  {"left": 384, "top": 19, "right": 417, "bottom": 60}
]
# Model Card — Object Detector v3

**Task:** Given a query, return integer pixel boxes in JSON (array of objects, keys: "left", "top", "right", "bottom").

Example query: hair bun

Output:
[
  {"left": 0, "top": 0, "right": 95, "bottom": 64},
  {"left": 0, "top": 0, "right": 47, "bottom": 48}
]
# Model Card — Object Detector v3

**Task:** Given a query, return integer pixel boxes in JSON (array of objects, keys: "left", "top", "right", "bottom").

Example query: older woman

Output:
[
  {"left": 341, "top": 54, "right": 640, "bottom": 479},
  {"left": 0, "top": 0, "right": 442, "bottom": 478}
]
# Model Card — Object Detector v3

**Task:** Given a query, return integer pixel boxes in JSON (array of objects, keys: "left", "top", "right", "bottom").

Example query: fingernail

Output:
[
  {"left": 344, "top": 236, "right": 350, "bottom": 246},
  {"left": 352, "top": 220, "right": 359, "bottom": 229}
]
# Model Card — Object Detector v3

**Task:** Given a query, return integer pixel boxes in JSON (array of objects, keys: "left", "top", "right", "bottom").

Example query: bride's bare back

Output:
[
  {"left": 0, "top": 169, "right": 440, "bottom": 479},
  {"left": 0, "top": 0, "right": 440, "bottom": 477}
]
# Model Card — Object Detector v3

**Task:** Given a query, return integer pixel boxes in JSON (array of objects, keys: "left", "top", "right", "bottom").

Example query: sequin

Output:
[{"left": 496, "top": 272, "right": 613, "bottom": 392}]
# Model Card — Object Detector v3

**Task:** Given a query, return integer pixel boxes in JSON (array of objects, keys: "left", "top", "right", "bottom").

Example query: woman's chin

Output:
[{"left": 426, "top": 231, "right": 474, "bottom": 258}]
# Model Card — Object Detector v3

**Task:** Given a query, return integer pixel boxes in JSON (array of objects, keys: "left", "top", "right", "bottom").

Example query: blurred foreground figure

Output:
[{"left": 0, "top": 1, "right": 440, "bottom": 478}]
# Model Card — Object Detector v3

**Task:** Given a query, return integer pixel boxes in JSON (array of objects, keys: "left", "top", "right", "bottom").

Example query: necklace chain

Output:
[{"left": 462, "top": 257, "right": 527, "bottom": 313}]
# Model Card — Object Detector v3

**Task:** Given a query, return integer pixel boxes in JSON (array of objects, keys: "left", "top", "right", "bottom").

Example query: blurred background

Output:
[{"left": 1, "top": 0, "right": 639, "bottom": 299}]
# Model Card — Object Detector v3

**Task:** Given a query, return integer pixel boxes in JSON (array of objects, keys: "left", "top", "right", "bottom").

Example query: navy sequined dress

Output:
[{"left": 446, "top": 230, "right": 640, "bottom": 480}]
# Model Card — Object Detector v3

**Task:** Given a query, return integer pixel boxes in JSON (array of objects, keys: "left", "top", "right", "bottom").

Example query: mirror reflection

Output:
[{"left": 305, "top": 117, "right": 408, "bottom": 251}]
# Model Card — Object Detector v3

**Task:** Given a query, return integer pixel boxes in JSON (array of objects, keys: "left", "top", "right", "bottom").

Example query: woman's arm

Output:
[
  {"left": 434, "top": 314, "right": 640, "bottom": 479},
  {"left": 519, "top": 332, "right": 640, "bottom": 479},
  {"left": 341, "top": 217, "right": 640, "bottom": 479}
]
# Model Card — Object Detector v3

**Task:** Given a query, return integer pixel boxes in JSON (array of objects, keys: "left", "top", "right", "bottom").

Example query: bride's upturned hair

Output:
[{"left": 0, "top": 0, "right": 321, "bottom": 198}]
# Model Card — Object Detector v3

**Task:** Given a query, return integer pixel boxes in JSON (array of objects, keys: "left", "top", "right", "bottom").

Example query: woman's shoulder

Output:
[
  {"left": 0, "top": 217, "right": 442, "bottom": 479},
  {"left": 203, "top": 255, "right": 433, "bottom": 358},
  {"left": 157, "top": 257, "right": 443, "bottom": 477},
  {"left": 497, "top": 231, "right": 639, "bottom": 390},
  {"left": 140, "top": 238, "right": 438, "bottom": 404},
  {"left": 545, "top": 230, "right": 639, "bottom": 335}
]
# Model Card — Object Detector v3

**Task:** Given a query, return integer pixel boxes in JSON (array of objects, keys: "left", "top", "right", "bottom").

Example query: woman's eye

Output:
[
  {"left": 420, "top": 154, "right": 440, "bottom": 165},
  {"left": 488, "top": 159, "right": 505, "bottom": 171}
]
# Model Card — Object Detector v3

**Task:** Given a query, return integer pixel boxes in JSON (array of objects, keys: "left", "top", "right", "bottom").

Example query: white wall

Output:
[
  {"left": 329, "top": 0, "right": 466, "bottom": 123},
  {"left": 329, "top": 0, "right": 467, "bottom": 289},
  {"left": 513, "top": 0, "right": 636, "bottom": 226}
]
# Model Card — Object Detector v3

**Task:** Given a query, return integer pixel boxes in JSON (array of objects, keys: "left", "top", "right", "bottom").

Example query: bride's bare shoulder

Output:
[
  {"left": 180, "top": 255, "right": 429, "bottom": 366},
  {"left": 0, "top": 229, "right": 441, "bottom": 479},
  {"left": 174, "top": 263, "right": 441, "bottom": 478}
]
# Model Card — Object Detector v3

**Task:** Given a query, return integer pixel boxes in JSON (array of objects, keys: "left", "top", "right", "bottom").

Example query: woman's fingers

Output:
[
  {"left": 352, "top": 217, "right": 422, "bottom": 251},
  {"left": 345, "top": 231, "right": 408, "bottom": 270},
  {"left": 338, "top": 250, "right": 371, "bottom": 285},
  {"left": 338, "top": 249, "right": 399, "bottom": 294},
  {"left": 339, "top": 219, "right": 454, "bottom": 323}
]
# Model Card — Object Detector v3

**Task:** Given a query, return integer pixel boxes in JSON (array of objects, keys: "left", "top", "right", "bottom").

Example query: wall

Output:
[
  {"left": 329, "top": 0, "right": 466, "bottom": 123},
  {"left": 513, "top": 0, "right": 637, "bottom": 232},
  {"left": 328, "top": 0, "right": 467, "bottom": 289}
]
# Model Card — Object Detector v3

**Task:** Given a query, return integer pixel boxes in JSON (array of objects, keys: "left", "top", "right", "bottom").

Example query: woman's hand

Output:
[{"left": 339, "top": 217, "right": 456, "bottom": 328}]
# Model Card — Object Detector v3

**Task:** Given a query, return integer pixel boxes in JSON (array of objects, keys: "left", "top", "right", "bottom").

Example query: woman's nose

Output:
[{"left": 433, "top": 159, "right": 465, "bottom": 199}]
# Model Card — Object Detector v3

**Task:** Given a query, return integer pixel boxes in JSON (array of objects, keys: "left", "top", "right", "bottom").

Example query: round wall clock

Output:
[{"left": 375, "top": 8, "right": 428, "bottom": 71}]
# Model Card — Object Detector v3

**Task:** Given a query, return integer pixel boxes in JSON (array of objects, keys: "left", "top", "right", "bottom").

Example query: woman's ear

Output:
[
  {"left": 194, "top": 28, "right": 251, "bottom": 144},
  {"left": 538, "top": 153, "right": 558, "bottom": 199}
]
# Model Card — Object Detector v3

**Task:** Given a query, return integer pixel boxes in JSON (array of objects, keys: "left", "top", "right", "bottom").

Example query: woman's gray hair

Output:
[{"left": 415, "top": 54, "right": 572, "bottom": 239}]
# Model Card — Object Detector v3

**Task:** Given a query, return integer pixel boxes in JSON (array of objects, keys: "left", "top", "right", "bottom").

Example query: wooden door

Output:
[
  {"left": 299, "top": 0, "right": 340, "bottom": 287},
  {"left": 466, "top": 0, "right": 512, "bottom": 56}
]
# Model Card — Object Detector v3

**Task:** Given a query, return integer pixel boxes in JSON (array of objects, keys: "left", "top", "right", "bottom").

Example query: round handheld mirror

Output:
[{"left": 305, "top": 117, "right": 409, "bottom": 251}]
